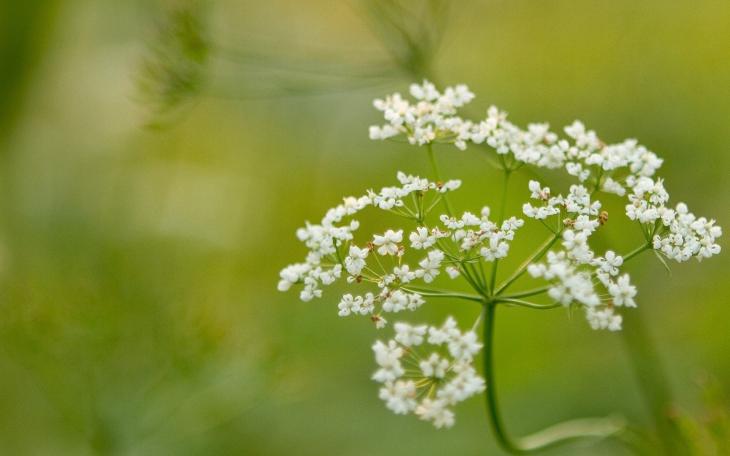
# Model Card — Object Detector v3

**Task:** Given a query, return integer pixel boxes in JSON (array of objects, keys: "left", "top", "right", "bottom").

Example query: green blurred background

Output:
[{"left": 0, "top": 0, "right": 728, "bottom": 454}]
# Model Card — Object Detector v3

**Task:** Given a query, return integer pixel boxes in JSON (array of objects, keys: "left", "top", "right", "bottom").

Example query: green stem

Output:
[
  {"left": 459, "top": 263, "right": 488, "bottom": 297},
  {"left": 496, "top": 298, "right": 560, "bottom": 310},
  {"left": 401, "top": 287, "right": 484, "bottom": 303},
  {"left": 489, "top": 169, "right": 512, "bottom": 292},
  {"left": 427, "top": 143, "right": 453, "bottom": 216},
  {"left": 482, "top": 302, "right": 625, "bottom": 454},
  {"left": 499, "top": 286, "right": 550, "bottom": 300},
  {"left": 483, "top": 303, "right": 521, "bottom": 453},
  {"left": 468, "top": 262, "right": 487, "bottom": 293},
  {"left": 478, "top": 261, "right": 489, "bottom": 293},
  {"left": 497, "top": 168, "right": 511, "bottom": 225},
  {"left": 494, "top": 233, "right": 561, "bottom": 296},
  {"left": 622, "top": 242, "right": 652, "bottom": 262}
]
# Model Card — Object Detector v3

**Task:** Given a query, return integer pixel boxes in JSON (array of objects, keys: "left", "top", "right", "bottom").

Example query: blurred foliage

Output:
[
  {"left": 136, "top": 1, "right": 210, "bottom": 128},
  {"left": 136, "top": 0, "right": 452, "bottom": 122},
  {"left": 357, "top": 0, "right": 449, "bottom": 80},
  {"left": 0, "top": 0, "right": 60, "bottom": 143},
  {"left": 0, "top": 0, "right": 728, "bottom": 455},
  {"left": 675, "top": 375, "right": 730, "bottom": 455}
]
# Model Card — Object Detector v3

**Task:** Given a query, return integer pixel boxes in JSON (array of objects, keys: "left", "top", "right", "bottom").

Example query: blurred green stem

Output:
[
  {"left": 616, "top": 241, "right": 689, "bottom": 453},
  {"left": 621, "top": 302, "right": 690, "bottom": 455}
]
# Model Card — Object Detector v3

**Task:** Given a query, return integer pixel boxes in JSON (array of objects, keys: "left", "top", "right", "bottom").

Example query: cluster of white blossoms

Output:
[
  {"left": 278, "top": 171, "right": 465, "bottom": 326},
  {"left": 279, "top": 81, "right": 722, "bottom": 429},
  {"left": 330, "top": 205, "right": 525, "bottom": 327},
  {"left": 372, "top": 318, "right": 485, "bottom": 428},
  {"left": 521, "top": 180, "right": 635, "bottom": 330},
  {"left": 439, "top": 210, "right": 524, "bottom": 262},
  {"left": 279, "top": 170, "right": 529, "bottom": 330},
  {"left": 371, "top": 80, "right": 722, "bottom": 266},
  {"left": 623, "top": 177, "right": 722, "bottom": 262},
  {"left": 369, "top": 80, "right": 476, "bottom": 149}
]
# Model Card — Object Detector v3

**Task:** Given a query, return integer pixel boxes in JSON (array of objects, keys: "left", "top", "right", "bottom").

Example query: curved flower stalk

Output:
[{"left": 279, "top": 81, "right": 722, "bottom": 453}]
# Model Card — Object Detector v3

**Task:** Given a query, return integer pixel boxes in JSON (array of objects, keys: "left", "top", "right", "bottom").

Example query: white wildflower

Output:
[{"left": 373, "top": 229, "right": 403, "bottom": 256}]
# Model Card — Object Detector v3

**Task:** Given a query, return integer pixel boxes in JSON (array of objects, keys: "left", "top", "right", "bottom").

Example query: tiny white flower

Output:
[
  {"left": 446, "top": 266, "right": 460, "bottom": 279},
  {"left": 415, "top": 399, "right": 455, "bottom": 428},
  {"left": 608, "top": 274, "right": 637, "bottom": 307},
  {"left": 373, "top": 229, "right": 403, "bottom": 256},
  {"left": 448, "top": 331, "right": 481, "bottom": 361},
  {"left": 379, "top": 380, "right": 418, "bottom": 414},
  {"left": 345, "top": 245, "right": 369, "bottom": 276},
  {"left": 417, "top": 249, "right": 445, "bottom": 283},
  {"left": 419, "top": 353, "right": 450, "bottom": 379},
  {"left": 394, "top": 322, "right": 428, "bottom": 347},
  {"left": 372, "top": 340, "right": 404, "bottom": 383},
  {"left": 409, "top": 227, "right": 435, "bottom": 249}
]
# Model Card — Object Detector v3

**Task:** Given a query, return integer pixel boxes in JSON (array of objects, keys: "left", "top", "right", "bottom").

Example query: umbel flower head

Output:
[
  {"left": 373, "top": 318, "right": 484, "bottom": 428},
  {"left": 279, "top": 80, "right": 722, "bottom": 429}
]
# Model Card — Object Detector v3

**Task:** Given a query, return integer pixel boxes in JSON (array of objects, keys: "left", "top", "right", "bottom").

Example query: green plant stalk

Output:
[
  {"left": 402, "top": 287, "right": 484, "bottom": 303},
  {"left": 497, "top": 298, "right": 560, "bottom": 310},
  {"left": 489, "top": 169, "right": 512, "bottom": 292},
  {"left": 496, "top": 168, "right": 511, "bottom": 224},
  {"left": 427, "top": 143, "right": 453, "bottom": 215},
  {"left": 482, "top": 302, "right": 520, "bottom": 453},
  {"left": 494, "top": 233, "right": 561, "bottom": 296},
  {"left": 482, "top": 301, "right": 624, "bottom": 453}
]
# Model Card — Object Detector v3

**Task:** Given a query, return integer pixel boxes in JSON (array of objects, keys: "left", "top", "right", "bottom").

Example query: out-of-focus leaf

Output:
[
  {"left": 356, "top": 0, "right": 450, "bottom": 80},
  {"left": 135, "top": 0, "right": 210, "bottom": 128}
]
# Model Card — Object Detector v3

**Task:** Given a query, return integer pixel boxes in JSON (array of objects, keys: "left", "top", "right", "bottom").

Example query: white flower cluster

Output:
[
  {"left": 652, "top": 203, "right": 722, "bottom": 262},
  {"left": 278, "top": 81, "right": 724, "bottom": 430},
  {"left": 624, "top": 179, "right": 722, "bottom": 262},
  {"left": 369, "top": 81, "right": 475, "bottom": 149},
  {"left": 522, "top": 180, "right": 601, "bottom": 225},
  {"left": 278, "top": 172, "right": 462, "bottom": 327},
  {"left": 279, "top": 169, "right": 528, "bottom": 330},
  {"left": 371, "top": 81, "right": 722, "bottom": 265},
  {"left": 523, "top": 180, "right": 635, "bottom": 330},
  {"left": 339, "top": 208, "right": 525, "bottom": 325},
  {"left": 372, "top": 318, "right": 485, "bottom": 428},
  {"left": 436, "top": 210, "right": 524, "bottom": 262}
]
